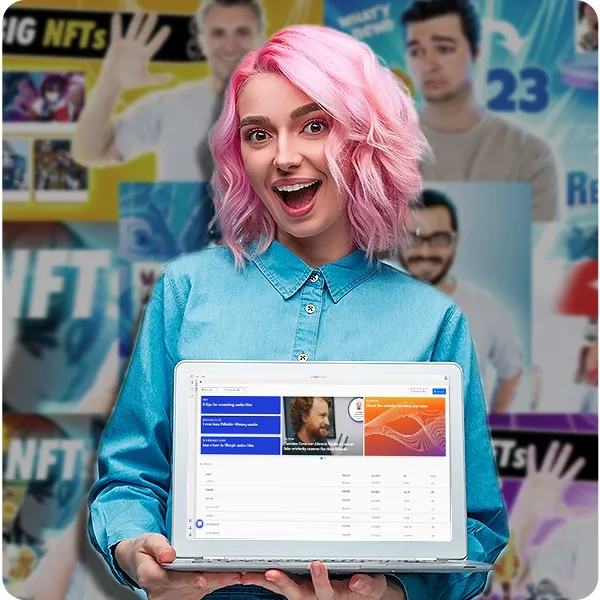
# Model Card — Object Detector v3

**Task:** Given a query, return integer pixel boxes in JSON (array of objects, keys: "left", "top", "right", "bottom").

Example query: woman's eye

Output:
[
  {"left": 247, "top": 130, "right": 269, "bottom": 142},
  {"left": 303, "top": 121, "right": 327, "bottom": 134}
]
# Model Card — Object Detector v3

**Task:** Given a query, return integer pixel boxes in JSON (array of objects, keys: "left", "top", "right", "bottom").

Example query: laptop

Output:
[{"left": 164, "top": 360, "right": 493, "bottom": 573}]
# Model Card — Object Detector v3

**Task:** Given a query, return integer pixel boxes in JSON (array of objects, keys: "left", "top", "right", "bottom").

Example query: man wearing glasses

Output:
[{"left": 392, "top": 189, "right": 523, "bottom": 413}]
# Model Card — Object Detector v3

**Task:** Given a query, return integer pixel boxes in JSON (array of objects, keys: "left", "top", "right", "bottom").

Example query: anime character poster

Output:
[
  {"left": 3, "top": 222, "right": 119, "bottom": 415},
  {"left": 34, "top": 139, "right": 88, "bottom": 202},
  {"left": 3, "top": 71, "right": 85, "bottom": 134}
]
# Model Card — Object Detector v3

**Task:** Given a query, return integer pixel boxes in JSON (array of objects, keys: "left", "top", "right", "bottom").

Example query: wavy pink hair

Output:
[{"left": 209, "top": 24, "right": 429, "bottom": 266}]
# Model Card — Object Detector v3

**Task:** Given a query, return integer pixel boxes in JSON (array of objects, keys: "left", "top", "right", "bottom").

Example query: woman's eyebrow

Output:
[
  {"left": 239, "top": 103, "right": 324, "bottom": 129},
  {"left": 289, "top": 102, "right": 322, "bottom": 120}
]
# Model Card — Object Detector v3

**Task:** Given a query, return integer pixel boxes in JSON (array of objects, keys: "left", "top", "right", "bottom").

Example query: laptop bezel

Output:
[{"left": 171, "top": 360, "right": 467, "bottom": 560}]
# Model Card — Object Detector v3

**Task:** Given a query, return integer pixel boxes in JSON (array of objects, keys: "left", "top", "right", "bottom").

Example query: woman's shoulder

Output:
[{"left": 162, "top": 246, "right": 238, "bottom": 290}]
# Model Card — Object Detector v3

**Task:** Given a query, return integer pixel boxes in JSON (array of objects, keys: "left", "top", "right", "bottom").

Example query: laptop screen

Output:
[{"left": 183, "top": 369, "right": 452, "bottom": 545}]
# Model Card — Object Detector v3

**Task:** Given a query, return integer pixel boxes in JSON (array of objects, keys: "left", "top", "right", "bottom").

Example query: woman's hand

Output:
[
  {"left": 114, "top": 533, "right": 241, "bottom": 600},
  {"left": 241, "top": 561, "right": 406, "bottom": 600}
]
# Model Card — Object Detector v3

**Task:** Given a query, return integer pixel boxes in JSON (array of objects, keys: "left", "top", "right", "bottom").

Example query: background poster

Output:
[
  {"left": 2, "top": 0, "right": 598, "bottom": 597},
  {"left": 3, "top": 0, "right": 324, "bottom": 221},
  {"left": 3, "top": 222, "right": 119, "bottom": 415},
  {"left": 2, "top": 0, "right": 325, "bottom": 596},
  {"left": 383, "top": 182, "right": 532, "bottom": 412},
  {"left": 118, "top": 181, "right": 209, "bottom": 359},
  {"left": 487, "top": 414, "right": 598, "bottom": 600},
  {"left": 325, "top": 0, "right": 598, "bottom": 221}
]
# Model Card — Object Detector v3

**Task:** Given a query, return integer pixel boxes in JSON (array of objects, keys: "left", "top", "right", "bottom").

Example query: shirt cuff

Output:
[
  {"left": 102, "top": 523, "right": 160, "bottom": 590},
  {"left": 109, "top": 542, "right": 140, "bottom": 590}
]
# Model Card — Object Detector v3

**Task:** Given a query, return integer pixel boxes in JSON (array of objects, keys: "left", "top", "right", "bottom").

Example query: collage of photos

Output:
[
  {"left": 3, "top": 71, "right": 88, "bottom": 205},
  {"left": 2, "top": 71, "right": 88, "bottom": 203},
  {"left": 198, "top": 394, "right": 447, "bottom": 458}
]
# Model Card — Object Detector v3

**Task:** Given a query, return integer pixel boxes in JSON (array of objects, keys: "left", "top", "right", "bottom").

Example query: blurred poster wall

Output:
[
  {"left": 3, "top": 0, "right": 323, "bottom": 597},
  {"left": 327, "top": 0, "right": 598, "bottom": 596},
  {"left": 2, "top": 0, "right": 598, "bottom": 598}
]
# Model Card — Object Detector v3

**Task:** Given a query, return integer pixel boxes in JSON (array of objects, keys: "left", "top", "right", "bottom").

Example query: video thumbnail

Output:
[{"left": 364, "top": 396, "right": 446, "bottom": 457}]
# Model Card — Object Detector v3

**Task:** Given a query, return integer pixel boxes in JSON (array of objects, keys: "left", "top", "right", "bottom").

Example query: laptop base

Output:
[{"left": 163, "top": 559, "right": 493, "bottom": 573}]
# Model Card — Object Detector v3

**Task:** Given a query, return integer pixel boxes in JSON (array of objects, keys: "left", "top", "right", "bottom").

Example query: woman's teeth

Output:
[{"left": 274, "top": 180, "right": 320, "bottom": 193}]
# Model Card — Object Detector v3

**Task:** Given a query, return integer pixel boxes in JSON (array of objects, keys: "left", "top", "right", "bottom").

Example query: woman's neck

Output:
[{"left": 276, "top": 223, "right": 357, "bottom": 268}]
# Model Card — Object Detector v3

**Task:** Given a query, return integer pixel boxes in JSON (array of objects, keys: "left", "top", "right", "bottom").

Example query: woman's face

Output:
[{"left": 238, "top": 73, "right": 350, "bottom": 248}]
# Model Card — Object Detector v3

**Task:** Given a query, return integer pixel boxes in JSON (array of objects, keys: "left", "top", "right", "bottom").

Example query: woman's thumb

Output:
[{"left": 143, "top": 534, "right": 176, "bottom": 563}]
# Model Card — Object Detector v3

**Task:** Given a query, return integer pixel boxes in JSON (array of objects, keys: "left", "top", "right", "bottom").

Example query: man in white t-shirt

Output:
[
  {"left": 389, "top": 189, "right": 523, "bottom": 412},
  {"left": 72, "top": 0, "right": 265, "bottom": 182},
  {"left": 400, "top": 0, "right": 558, "bottom": 222}
]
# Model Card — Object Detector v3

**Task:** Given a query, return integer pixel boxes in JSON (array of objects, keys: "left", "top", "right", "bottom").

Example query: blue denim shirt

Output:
[{"left": 89, "top": 240, "right": 508, "bottom": 600}]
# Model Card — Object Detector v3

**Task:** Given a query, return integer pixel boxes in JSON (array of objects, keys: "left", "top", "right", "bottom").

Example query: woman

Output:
[{"left": 89, "top": 24, "right": 508, "bottom": 600}]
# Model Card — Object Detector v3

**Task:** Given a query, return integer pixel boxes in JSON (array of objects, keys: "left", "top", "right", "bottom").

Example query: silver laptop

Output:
[{"left": 164, "top": 360, "right": 492, "bottom": 573}]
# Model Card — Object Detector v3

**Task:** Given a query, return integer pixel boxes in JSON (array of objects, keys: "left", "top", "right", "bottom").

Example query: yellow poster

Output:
[{"left": 3, "top": 0, "right": 324, "bottom": 221}]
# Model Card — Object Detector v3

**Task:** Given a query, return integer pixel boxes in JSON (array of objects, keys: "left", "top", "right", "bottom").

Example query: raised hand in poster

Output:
[
  {"left": 73, "top": 2, "right": 265, "bottom": 182},
  {"left": 510, "top": 441, "right": 586, "bottom": 568},
  {"left": 100, "top": 13, "right": 173, "bottom": 91},
  {"left": 511, "top": 441, "right": 586, "bottom": 586}
]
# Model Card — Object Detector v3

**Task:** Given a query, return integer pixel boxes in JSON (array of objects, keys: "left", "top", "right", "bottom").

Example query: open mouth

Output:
[{"left": 274, "top": 180, "right": 322, "bottom": 210}]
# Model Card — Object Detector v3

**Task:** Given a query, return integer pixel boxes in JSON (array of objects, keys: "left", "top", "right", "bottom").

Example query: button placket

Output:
[{"left": 291, "top": 279, "right": 324, "bottom": 363}]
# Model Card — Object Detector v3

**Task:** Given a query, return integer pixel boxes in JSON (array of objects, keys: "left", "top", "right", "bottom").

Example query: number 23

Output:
[{"left": 487, "top": 67, "right": 549, "bottom": 113}]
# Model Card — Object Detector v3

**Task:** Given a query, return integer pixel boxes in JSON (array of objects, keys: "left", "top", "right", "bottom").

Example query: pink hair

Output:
[{"left": 209, "top": 24, "right": 429, "bottom": 267}]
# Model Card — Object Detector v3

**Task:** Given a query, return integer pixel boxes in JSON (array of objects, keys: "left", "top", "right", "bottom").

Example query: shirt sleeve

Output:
[
  {"left": 113, "top": 90, "right": 166, "bottom": 162},
  {"left": 87, "top": 267, "right": 183, "bottom": 589},
  {"left": 521, "top": 136, "right": 558, "bottom": 222},
  {"left": 488, "top": 300, "right": 524, "bottom": 381},
  {"left": 392, "top": 305, "right": 510, "bottom": 600}
]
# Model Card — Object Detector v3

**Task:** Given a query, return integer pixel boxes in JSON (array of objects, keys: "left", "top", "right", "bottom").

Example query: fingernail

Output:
[
  {"left": 353, "top": 577, "right": 364, "bottom": 590},
  {"left": 311, "top": 562, "right": 321, "bottom": 576},
  {"left": 265, "top": 572, "right": 277, "bottom": 582},
  {"left": 196, "top": 576, "right": 207, "bottom": 587}
]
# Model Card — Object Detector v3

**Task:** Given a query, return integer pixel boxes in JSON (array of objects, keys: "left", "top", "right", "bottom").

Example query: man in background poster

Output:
[
  {"left": 73, "top": 0, "right": 265, "bottom": 181},
  {"left": 400, "top": 0, "right": 558, "bottom": 221},
  {"left": 395, "top": 189, "right": 523, "bottom": 412}
]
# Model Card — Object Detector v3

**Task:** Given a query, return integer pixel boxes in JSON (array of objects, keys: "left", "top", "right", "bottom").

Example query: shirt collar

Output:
[{"left": 250, "top": 239, "right": 377, "bottom": 303}]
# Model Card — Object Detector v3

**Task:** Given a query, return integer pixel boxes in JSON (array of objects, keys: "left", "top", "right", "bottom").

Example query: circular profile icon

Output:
[{"left": 348, "top": 397, "right": 364, "bottom": 423}]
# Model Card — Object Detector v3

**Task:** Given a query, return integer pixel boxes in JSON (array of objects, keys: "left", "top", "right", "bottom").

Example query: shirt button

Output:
[
  {"left": 309, "top": 273, "right": 319, "bottom": 283},
  {"left": 306, "top": 303, "right": 316, "bottom": 314},
  {"left": 298, "top": 352, "right": 308, "bottom": 361}
]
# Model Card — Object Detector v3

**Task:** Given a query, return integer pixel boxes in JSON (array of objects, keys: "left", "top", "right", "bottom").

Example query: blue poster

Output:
[
  {"left": 3, "top": 223, "right": 118, "bottom": 415},
  {"left": 119, "top": 182, "right": 212, "bottom": 360},
  {"left": 383, "top": 182, "right": 532, "bottom": 412},
  {"left": 325, "top": 0, "right": 598, "bottom": 222}
]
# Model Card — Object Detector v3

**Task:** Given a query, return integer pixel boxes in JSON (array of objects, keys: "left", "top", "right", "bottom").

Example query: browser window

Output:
[{"left": 185, "top": 373, "right": 451, "bottom": 543}]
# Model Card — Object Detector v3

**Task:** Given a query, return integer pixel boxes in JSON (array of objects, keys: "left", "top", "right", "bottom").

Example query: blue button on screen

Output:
[{"left": 432, "top": 388, "right": 447, "bottom": 395}]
